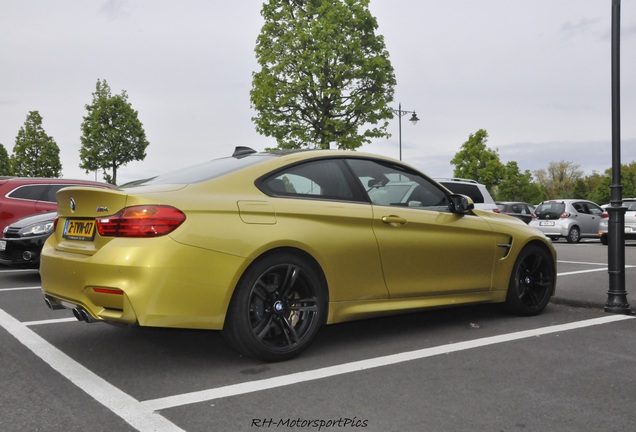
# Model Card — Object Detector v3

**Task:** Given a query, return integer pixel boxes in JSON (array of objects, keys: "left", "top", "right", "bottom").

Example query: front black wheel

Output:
[
  {"left": 222, "top": 251, "right": 327, "bottom": 362},
  {"left": 505, "top": 244, "right": 555, "bottom": 316}
]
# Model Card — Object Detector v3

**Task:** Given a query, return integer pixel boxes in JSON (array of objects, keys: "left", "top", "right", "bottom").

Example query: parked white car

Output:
[
  {"left": 598, "top": 199, "right": 636, "bottom": 245},
  {"left": 435, "top": 178, "right": 498, "bottom": 212}
]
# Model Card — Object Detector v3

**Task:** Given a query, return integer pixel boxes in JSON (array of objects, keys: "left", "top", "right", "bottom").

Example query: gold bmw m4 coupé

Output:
[{"left": 40, "top": 147, "right": 556, "bottom": 362}]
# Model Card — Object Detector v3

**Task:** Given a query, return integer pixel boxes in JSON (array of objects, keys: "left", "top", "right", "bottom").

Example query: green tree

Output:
[
  {"left": 534, "top": 160, "right": 583, "bottom": 199},
  {"left": 80, "top": 79, "right": 149, "bottom": 184},
  {"left": 251, "top": 0, "right": 396, "bottom": 149},
  {"left": 571, "top": 171, "right": 605, "bottom": 200},
  {"left": 589, "top": 163, "right": 636, "bottom": 204},
  {"left": 496, "top": 161, "right": 546, "bottom": 203},
  {"left": 450, "top": 129, "right": 505, "bottom": 193},
  {"left": 589, "top": 172, "right": 611, "bottom": 204},
  {"left": 10, "top": 111, "right": 62, "bottom": 177},
  {"left": 0, "top": 143, "right": 12, "bottom": 175}
]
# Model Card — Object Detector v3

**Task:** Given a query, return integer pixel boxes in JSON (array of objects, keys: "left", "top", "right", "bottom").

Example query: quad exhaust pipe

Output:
[
  {"left": 43, "top": 296, "right": 96, "bottom": 322},
  {"left": 72, "top": 307, "right": 97, "bottom": 323},
  {"left": 43, "top": 296, "right": 65, "bottom": 311}
]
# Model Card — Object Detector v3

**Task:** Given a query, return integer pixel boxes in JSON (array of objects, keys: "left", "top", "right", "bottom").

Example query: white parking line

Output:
[
  {"left": 558, "top": 268, "right": 611, "bottom": 276},
  {"left": 0, "top": 286, "right": 42, "bottom": 291},
  {"left": 142, "top": 314, "right": 634, "bottom": 411},
  {"left": 24, "top": 317, "right": 77, "bottom": 326},
  {"left": 557, "top": 263, "right": 636, "bottom": 277},
  {"left": 0, "top": 269, "right": 37, "bottom": 273},
  {"left": 0, "top": 307, "right": 185, "bottom": 432}
]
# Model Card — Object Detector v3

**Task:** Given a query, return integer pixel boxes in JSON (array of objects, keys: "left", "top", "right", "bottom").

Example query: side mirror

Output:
[{"left": 449, "top": 194, "right": 474, "bottom": 214}]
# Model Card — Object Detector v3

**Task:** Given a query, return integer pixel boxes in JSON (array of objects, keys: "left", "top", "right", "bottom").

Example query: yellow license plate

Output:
[{"left": 63, "top": 219, "right": 96, "bottom": 241}]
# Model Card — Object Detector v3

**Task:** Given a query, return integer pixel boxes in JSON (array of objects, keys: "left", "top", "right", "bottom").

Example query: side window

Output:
[
  {"left": 43, "top": 185, "right": 73, "bottom": 203},
  {"left": 261, "top": 159, "right": 357, "bottom": 201},
  {"left": 7, "top": 185, "right": 48, "bottom": 201},
  {"left": 586, "top": 203, "right": 603, "bottom": 216},
  {"left": 345, "top": 158, "right": 449, "bottom": 210}
]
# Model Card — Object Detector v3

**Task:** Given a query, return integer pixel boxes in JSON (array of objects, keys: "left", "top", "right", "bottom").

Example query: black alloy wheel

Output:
[
  {"left": 505, "top": 244, "right": 555, "bottom": 316},
  {"left": 222, "top": 251, "right": 327, "bottom": 362}
]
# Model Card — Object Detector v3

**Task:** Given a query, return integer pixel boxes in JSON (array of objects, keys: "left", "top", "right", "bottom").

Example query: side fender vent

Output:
[{"left": 497, "top": 237, "right": 513, "bottom": 258}]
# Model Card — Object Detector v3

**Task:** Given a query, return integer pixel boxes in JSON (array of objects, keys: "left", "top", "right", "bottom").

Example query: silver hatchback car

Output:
[{"left": 530, "top": 199, "right": 607, "bottom": 243}]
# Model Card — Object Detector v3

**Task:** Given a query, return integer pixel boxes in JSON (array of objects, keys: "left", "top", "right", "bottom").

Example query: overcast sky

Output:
[{"left": 1, "top": 0, "right": 635, "bottom": 184}]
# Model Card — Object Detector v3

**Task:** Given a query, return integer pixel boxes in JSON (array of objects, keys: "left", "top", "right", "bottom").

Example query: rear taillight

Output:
[
  {"left": 96, "top": 205, "right": 186, "bottom": 237},
  {"left": 601, "top": 212, "right": 609, "bottom": 219},
  {"left": 493, "top": 209, "right": 500, "bottom": 213},
  {"left": 560, "top": 212, "right": 571, "bottom": 219},
  {"left": 53, "top": 217, "right": 59, "bottom": 231}
]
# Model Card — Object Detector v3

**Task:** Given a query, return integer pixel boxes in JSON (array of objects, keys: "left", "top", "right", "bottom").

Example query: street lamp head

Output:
[{"left": 409, "top": 112, "right": 420, "bottom": 125}]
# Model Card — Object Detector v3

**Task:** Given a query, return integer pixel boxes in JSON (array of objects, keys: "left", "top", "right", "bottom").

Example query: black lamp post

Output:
[
  {"left": 392, "top": 103, "right": 419, "bottom": 161},
  {"left": 605, "top": 0, "right": 632, "bottom": 315}
]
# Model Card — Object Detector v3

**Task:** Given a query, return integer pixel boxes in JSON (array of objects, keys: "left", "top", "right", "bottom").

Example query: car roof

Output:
[{"left": 540, "top": 199, "right": 594, "bottom": 203}]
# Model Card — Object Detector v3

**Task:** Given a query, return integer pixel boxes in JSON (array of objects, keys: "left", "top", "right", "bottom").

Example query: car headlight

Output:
[{"left": 18, "top": 221, "right": 55, "bottom": 237}]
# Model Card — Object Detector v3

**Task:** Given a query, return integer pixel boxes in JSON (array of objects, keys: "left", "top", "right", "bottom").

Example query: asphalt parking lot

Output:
[{"left": 2, "top": 241, "right": 636, "bottom": 432}]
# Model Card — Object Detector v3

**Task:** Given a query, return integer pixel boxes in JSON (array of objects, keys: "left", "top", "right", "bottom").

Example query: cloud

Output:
[
  {"left": 561, "top": 18, "right": 603, "bottom": 38},
  {"left": 99, "top": 0, "right": 129, "bottom": 21}
]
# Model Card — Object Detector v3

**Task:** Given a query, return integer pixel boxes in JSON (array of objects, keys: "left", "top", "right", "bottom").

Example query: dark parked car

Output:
[
  {"left": 0, "top": 211, "right": 56, "bottom": 268},
  {"left": 495, "top": 201, "right": 535, "bottom": 224}
]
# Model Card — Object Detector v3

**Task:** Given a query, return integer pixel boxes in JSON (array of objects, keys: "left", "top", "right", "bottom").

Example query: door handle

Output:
[{"left": 381, "top": 215, "right": 407, "bottom": 225}]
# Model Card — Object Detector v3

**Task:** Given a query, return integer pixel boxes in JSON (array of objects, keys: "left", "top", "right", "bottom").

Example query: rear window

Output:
[
  {"left": 535, "top": 202, "right": 566, "bottom": 219},
  {"left": 121, "top": 154, "right": 276, "bottom": 187}
]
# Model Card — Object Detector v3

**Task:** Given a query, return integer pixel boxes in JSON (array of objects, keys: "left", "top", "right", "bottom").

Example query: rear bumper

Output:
[
  {"left": 39, "top": 236, "right": 245, "bottom": 330},
  {"left": 529, "top": 223, "right": 569, "bottom": 237}
]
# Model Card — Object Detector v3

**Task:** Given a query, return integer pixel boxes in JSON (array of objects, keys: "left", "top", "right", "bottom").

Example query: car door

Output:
[
  {"left": 571, "top": 201, "right": 597, "bottom": 235},
  {"left": 258, "top": 158, "right": 389, "bottom": 302},
  {"left": 515, "top": 203, "right": 532, "bottom": 224},
  {"left": 345, "top": 158, "right": 498, "bottom": 298},
  {"left": 581, "top": 201, "right": 605, "bottom": 234}
]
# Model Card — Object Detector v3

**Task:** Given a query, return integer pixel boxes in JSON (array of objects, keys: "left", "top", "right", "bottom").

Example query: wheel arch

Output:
[
  {"left": 519, "top": 239, "right": 557, "bottom": 295},
  {"left": 224, "top": 246, "right": 331, "bottom": 327},
  {"left": 504, "top": 239, "right": 557, "bottom": 315}
]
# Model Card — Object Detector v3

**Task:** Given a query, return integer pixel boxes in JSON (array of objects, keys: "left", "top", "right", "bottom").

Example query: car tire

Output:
[
  {"left": 566, "top": 226, "right": 581, "bottom": 243},
  {"left": 222, "top": 251, "right": 327, "bottom": 362},
  {"left": 504, "top": 244, "right": 555, "bottom": 316},
  {"left": 600, "top": 234, "right": 608, "bottom": 245}
]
